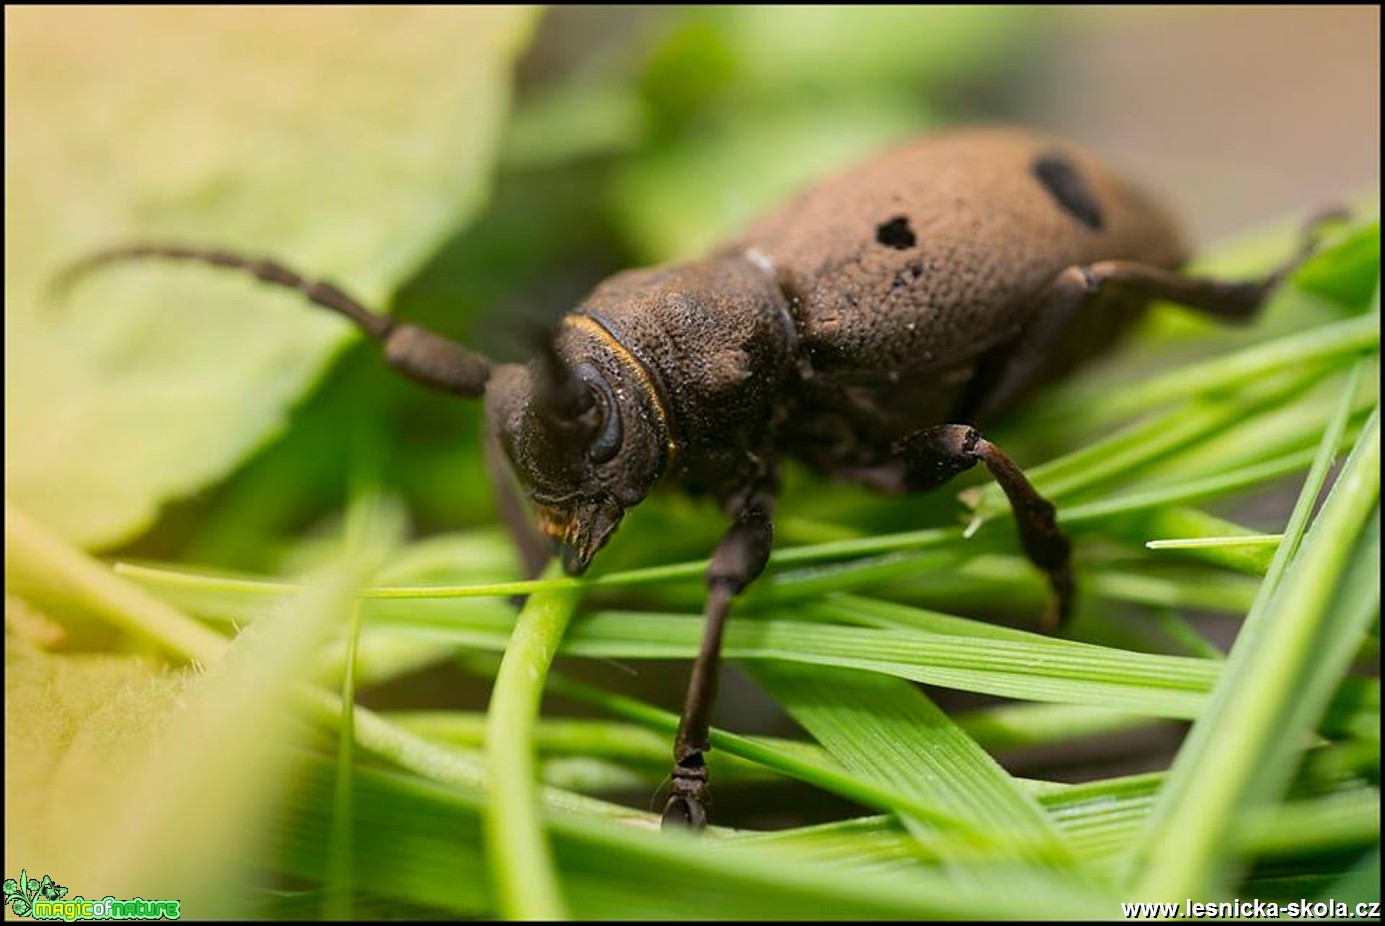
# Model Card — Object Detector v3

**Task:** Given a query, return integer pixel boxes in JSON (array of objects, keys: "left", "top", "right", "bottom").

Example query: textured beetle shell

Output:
[
  {"left": 576, "top": 259, "right": 793, "bottom": 441},
  {"left": 733, "top": 127, "right": 1187, "bottom": 384},
  {"left": 689, "top": 126, "right": 1192, "bottom": 479},
  {"left": 556, "top": 126, "right": 1193, "bottom": 500}
]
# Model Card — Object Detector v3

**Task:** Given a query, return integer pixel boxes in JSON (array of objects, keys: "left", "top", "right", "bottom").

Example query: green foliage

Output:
[
  {"left": 5, "top": 7, "right": 1379, "bottom": 921},
  {"left": 5, "top": 7, "right": 536, "bottom": 548}
]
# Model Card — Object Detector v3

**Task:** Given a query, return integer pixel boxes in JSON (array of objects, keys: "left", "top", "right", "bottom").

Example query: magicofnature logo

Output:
[{"left": 3, "top": 870, "right": 180, "bottom": 921}]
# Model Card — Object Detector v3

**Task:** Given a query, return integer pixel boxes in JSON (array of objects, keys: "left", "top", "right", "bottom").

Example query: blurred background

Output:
[{"left": 7, "top": 6, "right": 1380, "bottom": 831}]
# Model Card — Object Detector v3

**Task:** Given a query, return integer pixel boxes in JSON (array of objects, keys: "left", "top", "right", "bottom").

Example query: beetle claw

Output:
[
  {"left": 661, "top": 794, "right": 708, "bottom": 831},
  {"left": 662, "top": 756, "right": 710, "bottom": 831}
]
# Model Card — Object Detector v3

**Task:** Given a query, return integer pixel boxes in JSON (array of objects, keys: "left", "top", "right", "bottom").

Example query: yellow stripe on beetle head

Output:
[{"left": 562, "top": 314, "right": 678, "bottom": 464}]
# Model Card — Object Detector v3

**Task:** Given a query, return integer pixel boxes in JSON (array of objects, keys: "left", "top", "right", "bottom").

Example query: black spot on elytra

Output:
[
  {"left": 1031, "top": 153, "right": 1104, "bottom": 230},
  {"left": 876, "top": 215, "right": 916, "bottom": 249}
]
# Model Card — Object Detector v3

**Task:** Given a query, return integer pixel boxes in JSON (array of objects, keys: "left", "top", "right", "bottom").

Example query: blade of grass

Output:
[
  {"left": 9, "top": 498, "right": 644, "bottom": 826},
  {"left": 374, "top": 601, "right": 1220, "bottom": 717},
  {"left": 278, "top": 754, "right": 1118, "bottom": 919},
  {"left": 1034, "top": 311, "right": 1378, "bottom": 427},
  {"left": 115, "top": 429, "right": 1349, "bottom": 611},
  {"left": 966, "top": 367, "right": 1334, "bottom": 523},
  {"left": 739, "top": 761, "right": 1376, "bottom": 871},
  {"left": 1145, "top": 534, "right": 1282, "bottom": 551},
  {"left": 541, "top": 671, "right": 983, "bottom": 836},
  {"left": 1140, "top": 383, "right": 1375, "bottom": 486},
  {"left": 857, "top": 553, "right": 1263, "bottom": 614},
  {"left": 324, "top": 483, "right": 399, "bottom": 919},
  {"left": 1134, "top": 367, "right": 1378, "bottom": 899},
  {"left": 1056, "top": 444, "right": 1327, "bottom": 524},
  {"left": 294, "top": 687, "right": 642, "bottom": 822},
  {"left": 1234, "top": 787, "right": 1381, "bottom": 861},
  {"left": 755, "top": 548, "right": 1259, "bottom": 613},
  {"left": 483, "top": 564, "right": 580, "bottom": 920},
  {"left": 385, "top": 710, "right": 780, "bottom": 783},
  {"left": 953, "top": 702, "right": 1160, "bottom": 751},
  {"left": 86, "top": 547, "right": 381, "bottom": 914},
  {"left": 7, "top": 503, "right": 226, "bottom": 664},
  {"left": 748, "top": 663, "right": 1074, "bottom": 867},
  {"left": 1130, "top": 507, "right": 1278, "bottom": 575},
  {"left": 1149, "top": 608, "right": 1225, "bottom": 660}
]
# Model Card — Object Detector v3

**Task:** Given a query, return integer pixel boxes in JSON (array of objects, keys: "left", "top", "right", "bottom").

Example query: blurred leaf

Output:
[
  {"left": 77, "top": 558, "right": 378, "bottom": 915},
  {"left": 1294, "top": 220, "right": 1381, "bottom": 311},
  {"left": 639, "top": 14, "right": 740, "bottom": 126},
  {"left": 716, "top": 6, "right": 1048, "bottom": 94},
  {"left": 5, "top": 7, "right": 537, "bottom": 549},
  {"left": 607, "top": 6, "right": 1050, "bottom": 263},
  {"left": 502, "top": 78, "right": 648, "bottom": 169},
  {"left": 611, "top": 102, "right": 927, "bottom": 263},
  {"left": 6, "top": 505, "right": 389, "bottom": 915},
  {"left": 4, "top": 644, "right": 186, "bottom": 876}
]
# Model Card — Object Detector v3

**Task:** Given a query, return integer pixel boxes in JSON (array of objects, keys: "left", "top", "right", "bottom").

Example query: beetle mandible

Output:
[{"left": 63, "top": 126, "right": 1330, "bottom": 831}]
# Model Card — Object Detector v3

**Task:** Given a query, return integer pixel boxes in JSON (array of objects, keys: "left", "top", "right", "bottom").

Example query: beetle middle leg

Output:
[
  {"left": 662, "top": 486, "right": 776, "bottom": 831},
  {"left": 895, "top": 425, "right": 1072, "bottom": 630}
]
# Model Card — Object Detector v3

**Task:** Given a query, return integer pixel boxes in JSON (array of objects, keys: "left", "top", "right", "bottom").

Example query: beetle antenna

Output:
[
  {"left": 527, "top": 324, "right": 596, "bottom": 432},
  {"left": 53, "top": 242, "right": 494, "bottom": 398}
]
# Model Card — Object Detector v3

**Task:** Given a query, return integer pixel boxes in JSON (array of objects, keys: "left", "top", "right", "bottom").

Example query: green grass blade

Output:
[
  {"left": 1035, "top": 311, "right": 1378, "bottom": 427},
  {"left": 543, "top": 672, "right": 982, "bottom": 835},
  {"left": 1134, "top": 371, "right": 1379, "bottom": 899},
  {"left": 371, "top": 600, "right": 1219, "bottom": 717},
  {"left": 87, "top": 553, "right": 378, "bottom": 914},
  {"left": 276, "top": 754, "right": 1118, "bottom": 919},
  {"left": 953, "top": 702, "right": 1159, "bottom": 751},
  {"left": 748, "top": 662, "right": 1073, "bottom": 866},
  {"left": 1145, "top": 533, "right": 1282, "bottom": 551},
  {"left": 324, "top": 485, "right": 396, "bottom": 918},
  {"left": 7, "top": 503, "right": 226, "bottom": 664},
  {"left": 1135, "top": 508, "right": 1280, "bottom": 575},
  {"left": 483, "top": 565, "right": 581, "bottom": 920},
  {"left": 966, "top": 368, "right": 1334, "bottom": 523}
]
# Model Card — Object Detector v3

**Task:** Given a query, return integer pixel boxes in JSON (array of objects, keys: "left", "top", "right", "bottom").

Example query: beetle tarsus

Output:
[
  {"left": 1263, "top": 204, "right": 1352, "bottom": 291},
  {"left": 663, "top": 753, "right": 710, "bottom": 830}
]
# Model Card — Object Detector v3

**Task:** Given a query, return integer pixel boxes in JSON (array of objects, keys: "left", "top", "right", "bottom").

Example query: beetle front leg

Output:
[
  {"left": 896, "top": 425, "right": 1072, "bottom": 630},
  {"left": 662, "top": 490, "right": 775, "bottom": 831}
]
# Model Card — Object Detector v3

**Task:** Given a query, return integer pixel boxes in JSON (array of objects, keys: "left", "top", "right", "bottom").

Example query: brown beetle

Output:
[{"left": 63, "top": 126, "right": 1328, "bottom": 830}]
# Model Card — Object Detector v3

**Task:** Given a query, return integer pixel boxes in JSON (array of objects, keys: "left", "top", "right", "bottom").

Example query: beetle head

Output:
[
  {"left": 485, "top": 323, "right": 670, "bottom": 574},
  {"left": 50, "top": 242, "right": 673, "bottom": 577}
]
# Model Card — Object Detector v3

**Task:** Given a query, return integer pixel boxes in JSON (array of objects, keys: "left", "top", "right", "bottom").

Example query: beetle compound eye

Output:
[
  {"left": 574, "top": 362, "right": 623, "bottom": 464},
  {"left": 589, "top": 401, "right": 623, "bottom": 464}
]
